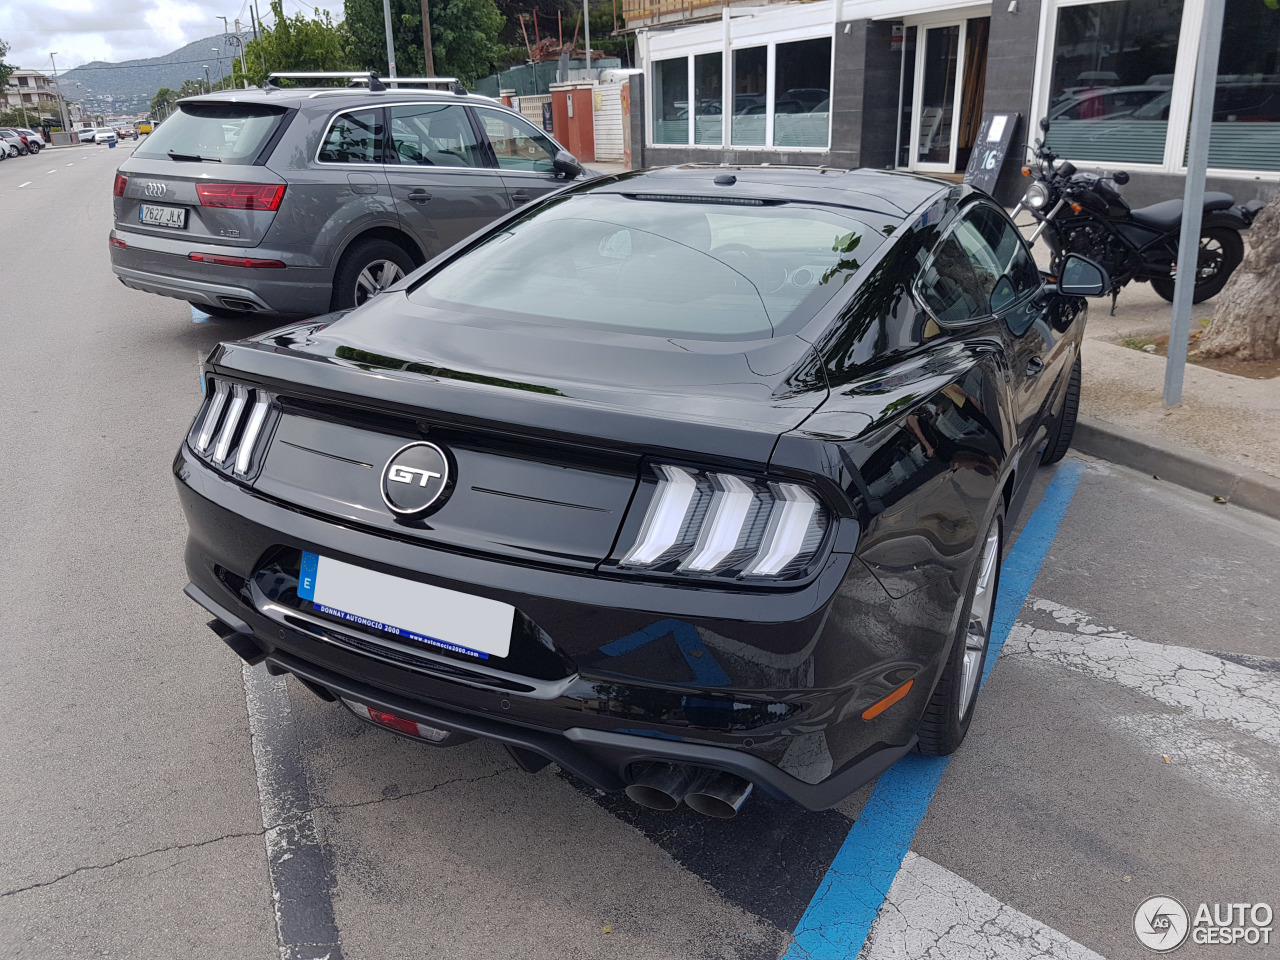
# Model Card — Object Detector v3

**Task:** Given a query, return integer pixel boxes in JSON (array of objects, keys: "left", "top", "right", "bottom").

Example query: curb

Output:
[{"left": 1074, "top": 416, "right": 1280, "bottom": 521}]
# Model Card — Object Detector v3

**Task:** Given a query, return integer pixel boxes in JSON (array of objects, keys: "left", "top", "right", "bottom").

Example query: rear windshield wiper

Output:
[{"left": 167, "top": 150, "right": 222, "bottom": 163}]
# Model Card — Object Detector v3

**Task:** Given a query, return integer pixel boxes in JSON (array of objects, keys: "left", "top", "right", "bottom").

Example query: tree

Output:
[
  {"left": 344, "top": 0, "right": 504, "bottom": 87},
  {"left": 1198, "top": 197, "right": 1280, "bottom": 361},
  {"left": 231, "top": 0, "right": 352, "bottom": 88},
  {"left": 151, "top": 87, "right": 177, "bottom": 114},
  {"left": 0, "top": 37, "right": 15, "bottom": 90}
]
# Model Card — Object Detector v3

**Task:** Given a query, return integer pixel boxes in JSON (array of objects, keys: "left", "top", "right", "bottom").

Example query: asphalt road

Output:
[{"left": 1, "top": 143, "right": 1277, "bottom": 960}]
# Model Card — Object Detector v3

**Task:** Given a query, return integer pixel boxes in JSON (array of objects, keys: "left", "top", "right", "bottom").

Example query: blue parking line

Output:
[{"left": 783, "top": 459, "right": 1086, "bottom": 959}]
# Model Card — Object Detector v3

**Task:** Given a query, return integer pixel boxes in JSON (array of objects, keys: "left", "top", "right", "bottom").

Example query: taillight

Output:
[
  {"left": 619, "top": 464, "right": 832, "bottom": 582},
  {"left": 109, "top": 237, "right": 126, "bottom": 249},
  {"left": 196, "top": 182, "right": 286, "bottom": 211},
  {"left": 113, "top": 174, "right": 127, "bottom": 196},
  {"left": 342, "top": 699, "right": 452, "bottom": 742},
  {"left": 188, "top": 253, "right": 286, "bottom": 269},
  {"left": 189, "top": 376, "right": 274, "bottom": 478}
]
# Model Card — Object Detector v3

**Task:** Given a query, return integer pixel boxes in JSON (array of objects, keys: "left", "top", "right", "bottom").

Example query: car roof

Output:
[
  {"left": 587, "top": 165, "right": 950, "bottom": 219},
  {"left": 185, "top": 86, "right": 502, "bottom": 112}
]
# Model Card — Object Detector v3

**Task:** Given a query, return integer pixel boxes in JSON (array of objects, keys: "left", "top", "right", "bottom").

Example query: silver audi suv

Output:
[{"left": 109, "top": 73, "right": 587, "bottom": 319}]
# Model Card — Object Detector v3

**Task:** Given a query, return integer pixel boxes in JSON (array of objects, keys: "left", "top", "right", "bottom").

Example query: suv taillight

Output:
[
  {"left": 113, "top": 174, "right": 127, "bottom": 196},
  {"left": 196, "top": 183, "right": 286, "bottom": 211}
]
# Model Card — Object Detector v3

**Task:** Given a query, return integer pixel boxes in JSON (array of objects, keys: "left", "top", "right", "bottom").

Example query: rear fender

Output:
[{"left": 1202, "top": 209, "right": 1248, "bottom": 232}]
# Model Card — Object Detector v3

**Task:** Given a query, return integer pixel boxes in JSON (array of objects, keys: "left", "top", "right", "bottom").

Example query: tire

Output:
[
  {"left": 917, "top": 503, "right": 1004, "bottom": 756},
  {"left": 1041, "top": 357, "right": 1081, "bottom": 465},
  {"left": 331, "top": 238, "right": 416, "bottom": 311},
  {"left": 1150, "top": 226, "right": 1245, "bottom": 304}
]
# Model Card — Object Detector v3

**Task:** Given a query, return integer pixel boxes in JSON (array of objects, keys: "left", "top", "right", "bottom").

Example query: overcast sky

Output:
[{"left": 0, "top": 0, "right": 345, "bottom": 72}]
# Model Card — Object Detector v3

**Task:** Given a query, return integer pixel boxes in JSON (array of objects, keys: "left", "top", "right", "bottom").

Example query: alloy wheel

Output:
[
  {"left": 958, "top": 523, "right": 1000, "bottom": 719},
  {"left": 354, "top": 260, "right": 405, "bottom": 306},
  {"left": 1196, "top": 235, "right": 1226, "bottom": 281}
]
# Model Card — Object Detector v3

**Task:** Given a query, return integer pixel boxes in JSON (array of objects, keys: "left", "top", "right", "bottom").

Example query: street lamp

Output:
[
  {"left": 203, "top": 65, "right": 211, "bottom": 94},
  {"left": 48, "top": 51, "right": 73, "bottom": 136},
  {"left": 211, "top": 49, "right": 224, "bottom": 88}
]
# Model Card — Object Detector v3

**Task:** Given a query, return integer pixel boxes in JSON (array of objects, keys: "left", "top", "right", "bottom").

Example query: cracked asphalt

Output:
[{"left": 1, "top": 145, "right": 1277, "bottom": 960}]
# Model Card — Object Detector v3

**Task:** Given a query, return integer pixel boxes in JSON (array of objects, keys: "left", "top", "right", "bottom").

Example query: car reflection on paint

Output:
[{"left": 175, "top": 164, "right": 1107, "bottom": 818}]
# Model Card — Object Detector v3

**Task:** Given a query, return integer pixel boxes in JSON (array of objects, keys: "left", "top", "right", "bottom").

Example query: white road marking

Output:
[
  {"left": 18, "top": 181, "right": 31, "bottom": 188},
  {"left": 859, "top": 853, "right": 1106, "bottom": 960},
  {"left": 1004, "top": 598, "right": 1280, "bottom": 747},
  {"left": 46, "top": 169, "right": 56, "bottom": 174}
]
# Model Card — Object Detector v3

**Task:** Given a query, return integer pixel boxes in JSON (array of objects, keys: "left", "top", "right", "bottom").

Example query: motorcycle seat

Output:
[{"left": 1129, "top": 192, "right": 1236, "bottom": 230}]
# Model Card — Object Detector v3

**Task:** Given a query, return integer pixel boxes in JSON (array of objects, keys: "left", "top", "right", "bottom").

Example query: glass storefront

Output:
[
  {"left": 1045, "top": 0, "right": 1183, "bottom": 164},
  {"left": 694, "top": 53, "right": 723, "bottom": 146},
  {"left": 1203, "top": 0, "right": 1280, "bottom": 170},
  {"left": 773, "top": 38, "right": 832, "bottom": 148},
  {"left": 653, "top": 58, "right": 688, "bottom": 146},
  {"left": 732, "top": 47, "right": 768, "bottom": 146}
]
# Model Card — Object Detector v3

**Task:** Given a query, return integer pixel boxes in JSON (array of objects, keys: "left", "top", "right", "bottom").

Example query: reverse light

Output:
[
  {"left": 188, "top": 252, "right": 286, "bottom": 268},
  {"left": 113, "top": 173, "right": 128, "bottom": 196},
  {"left": 196, "top": 182, "right": 286, "bottom": 211},
  {"left": 621, "top": 464, "right": 831, "bottom": 582}
]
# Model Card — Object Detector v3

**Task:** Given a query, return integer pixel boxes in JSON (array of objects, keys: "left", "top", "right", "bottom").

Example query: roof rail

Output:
[
  {"left": 360, "top": 76, "right": 469, "bottom": 96},
  {"left": 266, "top": 71, "right": 385, "bottom": 92}
]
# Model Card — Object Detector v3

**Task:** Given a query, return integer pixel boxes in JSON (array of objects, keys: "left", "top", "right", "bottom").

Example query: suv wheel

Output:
[{"left": 333, "top": 239, "right": 415, "bottom": 310}]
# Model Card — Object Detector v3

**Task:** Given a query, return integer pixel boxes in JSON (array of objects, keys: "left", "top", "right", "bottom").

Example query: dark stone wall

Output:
[
  {"left": 982, "top": 0, "right": 1043, "bottom": 205},
  {"left": 628, "top": 73, "right": 646, "bottom": 169},
  {"left": 830, "top": 19, "right": 900, "bottom": 170}
]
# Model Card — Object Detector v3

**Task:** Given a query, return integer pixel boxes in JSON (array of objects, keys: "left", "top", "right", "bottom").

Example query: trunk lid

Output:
[{"left": 206, "top": 298, "right": 828, "bottom": 567}]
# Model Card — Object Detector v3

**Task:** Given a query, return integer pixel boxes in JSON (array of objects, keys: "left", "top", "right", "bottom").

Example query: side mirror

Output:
[
  {"left": 553, "top": 149, "right": 583, "bottom": 180},
  {"left": 1056, "top": 253, "right": 1109, "bottom": 297},
  {"left": 1039, "top": 116, "right": 1051, "bottom": 132},
  {"left": 1112, "top": 170, "right": 1130, "bottom": 185}
]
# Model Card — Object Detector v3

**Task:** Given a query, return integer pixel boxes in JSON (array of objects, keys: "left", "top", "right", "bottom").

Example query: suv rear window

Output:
[
  {"left": 135, "top": 102, "right": 287, "bottom": 164},
  {"left": 407, "top": 193, "right": 884, "bottom": 340}
]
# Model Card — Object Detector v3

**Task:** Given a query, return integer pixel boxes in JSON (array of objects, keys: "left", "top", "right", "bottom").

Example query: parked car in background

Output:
[
  {"left": 94, "top": 128, "right": 118, "bottom": 145},
  {"left": 0, "top": 128, "right": 28, "bottom": 156},
  {"left": 16, "top": 128, "right": 46, "bottom": 150},
  {"left": 109, "top": 73, "right": 589, "bottom": 319},
  {"left": 78, "top": 128, "right": 97, "bottom": 143},
  {"left": 118, "top": 126, "right": 138, "bottom": 140}
]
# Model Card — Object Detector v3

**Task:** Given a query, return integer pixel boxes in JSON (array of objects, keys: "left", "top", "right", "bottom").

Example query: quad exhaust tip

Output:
[{"left": 625, "top": 762, "right": 754, "bottom": 819}]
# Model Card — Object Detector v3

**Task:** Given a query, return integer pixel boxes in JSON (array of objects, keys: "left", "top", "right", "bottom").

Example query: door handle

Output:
[
  {"left": 408, "top": 189, "right": 432, "bottom": 204},
  {"left": 1025, "top": 357, "right": 1045, "bottom": 377},
  {"left": 511, "top": 191, "right": 531, "bottom": 205}
]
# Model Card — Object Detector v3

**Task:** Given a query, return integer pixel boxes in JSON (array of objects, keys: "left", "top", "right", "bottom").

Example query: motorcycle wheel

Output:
[{"left": 1151, "top": 227, "right": 1244, "bottom": 304}]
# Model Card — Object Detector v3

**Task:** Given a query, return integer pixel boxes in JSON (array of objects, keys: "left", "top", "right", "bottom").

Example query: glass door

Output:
[{"left": 910, "top": 21, "right": 966, "bottom": 172}]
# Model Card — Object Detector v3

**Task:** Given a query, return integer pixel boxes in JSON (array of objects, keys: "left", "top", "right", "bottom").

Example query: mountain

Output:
[{"left": 57, "top": 34, "right": 248, "bottom": 114}]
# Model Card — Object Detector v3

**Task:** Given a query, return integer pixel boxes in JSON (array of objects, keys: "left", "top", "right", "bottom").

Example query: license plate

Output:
[
  {"left": 139, "top": 203, "right": 186, "bottom": 229},
  {"left": 297, "top": 552, "right": 513, "bottom": 660}
]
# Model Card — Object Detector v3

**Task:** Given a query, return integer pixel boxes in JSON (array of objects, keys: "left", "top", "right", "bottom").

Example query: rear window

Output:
[
  {"left": 407, "top": 193, "right": 885, "bottom": 340},
  {"left": 135, "top": 102, "right": 287, "bottom": 164}
]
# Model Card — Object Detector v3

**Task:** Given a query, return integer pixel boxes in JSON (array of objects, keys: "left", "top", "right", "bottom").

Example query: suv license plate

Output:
[
  {"left": 139, "top": 204, "right": 186, "bottom": 229},
  {"left": 297, "top": 551, "right": 514, "bottom": 660}
]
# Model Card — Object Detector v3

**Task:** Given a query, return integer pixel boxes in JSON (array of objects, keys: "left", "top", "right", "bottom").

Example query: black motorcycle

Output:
[{"left": 1014, "top": 117, "right": 1264, "bottom": 306}]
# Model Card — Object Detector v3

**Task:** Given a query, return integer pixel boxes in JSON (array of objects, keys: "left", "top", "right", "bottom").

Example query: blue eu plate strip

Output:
[{"left": 783, "top": 459, "right": 1085, "bottom": 959}]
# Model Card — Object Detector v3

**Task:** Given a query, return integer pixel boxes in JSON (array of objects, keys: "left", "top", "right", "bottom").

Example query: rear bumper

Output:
[
  {"left": 110, "top": 232, "right": 333, "bottom": 316},
  {"left": 177, "top": 448, "right": 963, "bottom": 809}
]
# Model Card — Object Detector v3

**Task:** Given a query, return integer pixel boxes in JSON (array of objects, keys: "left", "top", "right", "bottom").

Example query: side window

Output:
[
  {"left": 318, "top": 109, "right": 383, "bottom": 164},
  {"left": 475, "top": 108, "right": 558, "bottom": 172},
  {"left": 917, "top": 204, "right": 1040, "bottom": 325},
  {"left": 389, "top": 104, "right": 484, "bottom": 168}
]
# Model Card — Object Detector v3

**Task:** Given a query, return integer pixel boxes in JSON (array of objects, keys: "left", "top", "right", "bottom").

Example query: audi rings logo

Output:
[
  {"left": 1135, "top": 896, "right": 1190, "bottom": 952},
  {"left": 143, "top": 182, "right": 167, "bottom": 198},
  {"left": 380, "top": 442, "right": 451, "bottom": 518}
]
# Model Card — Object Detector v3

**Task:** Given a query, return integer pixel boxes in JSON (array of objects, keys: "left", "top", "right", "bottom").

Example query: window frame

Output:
[
  {"left": 1031, "top": 0, "right": 1280, "bottom": 181},
  {"left": 315, "top": 106, "right": 390, "bottom": 167},
  {"left": 470, "top": 105, "right": 562, "bottom": 176},
  {"left": 912, "top": 199, "right": 1043, "bottom": 329},
  {"left": 383, "top": 101, "right": 488, "bottom": 170},
  {"left": 645, "top": 27, "right": 834, "bottom": 152}
]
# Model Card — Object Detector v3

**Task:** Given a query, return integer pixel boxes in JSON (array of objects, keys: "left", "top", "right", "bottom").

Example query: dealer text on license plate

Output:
[
  {"left": 139, "top": 204, "right": 186, "bottom": 229},
  {"left": 297, "top": 552, "right": 514, "bottom": 659}
]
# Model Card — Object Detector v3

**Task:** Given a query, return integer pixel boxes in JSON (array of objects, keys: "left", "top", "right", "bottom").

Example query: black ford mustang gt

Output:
[{"left": 177, "top": 165, "right": 1106, "bottom": 818}]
